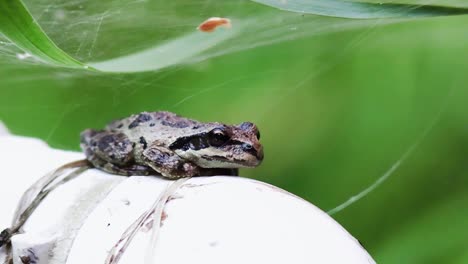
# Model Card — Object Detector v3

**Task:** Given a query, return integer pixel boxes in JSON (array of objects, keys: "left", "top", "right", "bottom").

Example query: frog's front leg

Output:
[{"left": 142, "top": 146, "right": 200, "bottom": 179}]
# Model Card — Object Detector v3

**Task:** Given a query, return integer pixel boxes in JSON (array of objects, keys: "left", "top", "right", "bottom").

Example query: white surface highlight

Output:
[
  {"left": 0, "top": 121, "right": 10, "bottom": 136},
  {"left": 0, "top": 135, "right": 375, "bottom": 264}
]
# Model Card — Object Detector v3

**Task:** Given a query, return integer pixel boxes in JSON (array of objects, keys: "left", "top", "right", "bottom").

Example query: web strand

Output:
[{"left": 327, "top": 85, "right": 453, "bottom": 215}]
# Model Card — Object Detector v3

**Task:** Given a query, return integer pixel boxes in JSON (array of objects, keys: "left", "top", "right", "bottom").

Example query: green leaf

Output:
[
  {"left": 251, "top": 0, "right": 468, "bottom": 19},
  {"left": 89, "top": 24, "right": 241, "bottom": 72},
  {"left": 3, "top": 0, "right": 468, "bottom": 73},
  {"left": 0, "top": 0, "right": 87, "bottom": 68}
]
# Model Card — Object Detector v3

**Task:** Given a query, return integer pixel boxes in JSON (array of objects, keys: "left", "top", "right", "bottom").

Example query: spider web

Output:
[{"left": 0, "top": 0, "right": 467, "bottom": 218}]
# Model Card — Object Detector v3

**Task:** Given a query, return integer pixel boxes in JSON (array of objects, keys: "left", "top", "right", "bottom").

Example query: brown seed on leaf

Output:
[{"left": 197, "top": 17, "right": 231, "bottom": 33}]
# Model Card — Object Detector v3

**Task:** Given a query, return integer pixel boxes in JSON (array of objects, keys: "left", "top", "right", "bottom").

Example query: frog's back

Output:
[
  {"left": 106, "top": 111, "right": 203, "bottom": 145},
  {"left": 107, "top": 111, "right": 191, "bottom": 128}
]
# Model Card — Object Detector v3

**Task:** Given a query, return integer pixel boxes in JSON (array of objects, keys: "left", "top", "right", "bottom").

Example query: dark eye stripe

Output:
[
  {"left": 189, "top": 137, "right": 209, "bottom": 150},
  {"left": 230, "top": 140, "right": 258, "bottom": 157},
  {"left": 169, "top": 133, "right": 209, "bottom": 151},
  {"left": 244, "top": 148, "right": 258, "bottom": 157},
  {"left": 170, "top": 135, "right": 257, "bottom": 157}
]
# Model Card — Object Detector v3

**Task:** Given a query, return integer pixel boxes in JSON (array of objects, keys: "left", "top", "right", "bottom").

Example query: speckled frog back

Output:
[{"left": 106, "top": 111, "right": 223, "bottom": 147}]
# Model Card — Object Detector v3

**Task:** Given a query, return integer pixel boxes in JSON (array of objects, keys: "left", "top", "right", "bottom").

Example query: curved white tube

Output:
[{"left": 0, "top": 134, "right": 375, "bottom": 264}]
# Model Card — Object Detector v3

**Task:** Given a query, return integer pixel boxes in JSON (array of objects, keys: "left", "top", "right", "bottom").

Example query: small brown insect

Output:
[{"left": 197, "top": 17, "right": 231, "bottom": 33}]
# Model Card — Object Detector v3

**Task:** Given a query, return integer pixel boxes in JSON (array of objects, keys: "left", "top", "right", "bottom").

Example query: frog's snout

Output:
[
  {"left": 242, "top": 143, "right": 263, "bottom": 165},
  {"left": 256, "top": 146, "right": 264, "bottom": 162}
]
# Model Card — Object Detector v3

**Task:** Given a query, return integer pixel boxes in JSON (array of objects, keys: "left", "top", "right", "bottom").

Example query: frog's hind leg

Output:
[
  {"left": 81, "top": 129, "right": 154, "bottom": 176},
  {"left": 80, "top": 129, "right": 134, "bottom": 165},
  {"left": 88, "top": 152, "right": 153, "bottom": 176}
]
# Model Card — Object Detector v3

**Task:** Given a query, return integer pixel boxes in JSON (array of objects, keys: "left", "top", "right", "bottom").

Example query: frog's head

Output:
[{"left": 170, "top": 122, "right": 263, "bottom": 169}]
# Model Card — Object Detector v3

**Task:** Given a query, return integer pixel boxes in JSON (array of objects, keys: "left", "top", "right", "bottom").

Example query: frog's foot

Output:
[{"left": 142, "top": 146, "right": 200, "bottom": 179}]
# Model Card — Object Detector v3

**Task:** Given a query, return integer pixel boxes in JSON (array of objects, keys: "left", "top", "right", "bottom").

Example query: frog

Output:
[
  {"left": 80, "top": 111, "right": 263, "bottom": 179},
  {"left": 0, "top": 112, "right": 263, "bottom": 250}
]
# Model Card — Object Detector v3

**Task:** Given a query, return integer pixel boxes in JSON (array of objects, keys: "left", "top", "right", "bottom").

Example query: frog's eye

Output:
[
  {"left": 256, "top": 130, "right": 261, "bottom": 140},
  {"left": 208, "top": 128, "right": 229, "bottom": 147}
]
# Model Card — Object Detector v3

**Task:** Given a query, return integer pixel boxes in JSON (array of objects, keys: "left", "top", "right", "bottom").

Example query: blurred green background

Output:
[{"left": 1, "top": 0, "right": 467, "bottom": 262}]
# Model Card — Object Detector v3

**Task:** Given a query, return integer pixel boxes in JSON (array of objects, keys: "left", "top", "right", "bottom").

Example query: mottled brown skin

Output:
[{"left": 80, "top": 111, "right": 263, "bottom": 179}]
